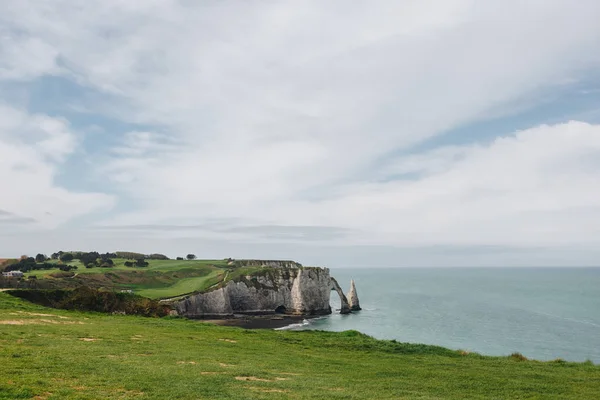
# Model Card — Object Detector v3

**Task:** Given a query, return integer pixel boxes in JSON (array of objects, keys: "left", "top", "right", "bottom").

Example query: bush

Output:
[
  {"left": 510, "top": 352, "right": 528, "bottom": 361},
  {"left": 8, "top": 287, "right": 170, "bottom": 317},
  {"left": 50, "top": 271, "right": 75, "bottom": 278},
  {"left": 135, "top": 259, "right": 149, "bottom": 267}
]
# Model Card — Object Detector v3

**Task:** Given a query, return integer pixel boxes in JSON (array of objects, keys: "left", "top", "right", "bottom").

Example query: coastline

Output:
[{"left": 201, "top": 314, "right": 314, "bottom": 330}]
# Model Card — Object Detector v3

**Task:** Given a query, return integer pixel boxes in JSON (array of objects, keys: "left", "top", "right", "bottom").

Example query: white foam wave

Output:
[
  {"left": 275, "top": 316, "right": 328, "bottom": 331},
  {"left": 275, "top": 319, "right": 311, "bottom": 330}
]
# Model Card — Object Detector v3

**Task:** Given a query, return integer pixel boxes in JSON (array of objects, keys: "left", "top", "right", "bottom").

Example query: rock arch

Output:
[{"left": 330, "top": 277, "right": 351, "bottom": 314}]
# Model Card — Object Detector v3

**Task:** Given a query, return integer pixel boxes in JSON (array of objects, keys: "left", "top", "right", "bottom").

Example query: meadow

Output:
[
  {"left": 2, "top": 259, "right": 231, "bottom": 300},
  {"left": 1, "top": 292, "right": 599, "bottom": 399}
]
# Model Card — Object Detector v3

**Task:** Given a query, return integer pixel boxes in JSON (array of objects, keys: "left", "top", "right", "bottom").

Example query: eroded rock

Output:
[{"left": 347, "top": 279, "right": 361, "bottom": 311}]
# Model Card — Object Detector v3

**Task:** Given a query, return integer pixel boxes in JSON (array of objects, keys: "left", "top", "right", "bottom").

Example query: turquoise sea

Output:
[{"left": 283, "top": 268, "right": 600, "bottom": 363}]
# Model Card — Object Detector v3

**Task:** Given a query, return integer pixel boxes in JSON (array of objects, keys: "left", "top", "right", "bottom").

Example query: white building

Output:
[{"left": 2, "top": 271, "right": 24, "bottom": 278}]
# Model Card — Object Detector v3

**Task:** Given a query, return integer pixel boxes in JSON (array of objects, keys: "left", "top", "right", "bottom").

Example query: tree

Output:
[
  {"left": 60, "top": 253, "right": 74, "bottom": 262},
  {"left": 124, "top": 261, "right": 134, "bottom": 267},
  {"left": 176, "top": 257, "right": 184, "bottom": 261},
  {"left": 135, "top": 259, "right": 149, "bottom": 268},
  {"left": 35, "top": 254, "right": 47, "bottom": 263},
  {"left": 80, "top": 252, "right": 100, "bottom": 267},
  {"left": 186, "top": 254, "right": 197, "bottom": 260}
]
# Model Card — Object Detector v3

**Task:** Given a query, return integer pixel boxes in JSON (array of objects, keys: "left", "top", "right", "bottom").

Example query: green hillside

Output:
[
  {"left": 1, "top": 293, "right": 599, "bottom": 399},
  {"left": 1, "top": 259, "right": 233, "bottom": 300}
]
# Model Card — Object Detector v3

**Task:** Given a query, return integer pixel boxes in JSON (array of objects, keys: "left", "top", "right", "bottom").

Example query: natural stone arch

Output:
[{"left": 329, "top": 277, "right": 351, "bottom": 314}]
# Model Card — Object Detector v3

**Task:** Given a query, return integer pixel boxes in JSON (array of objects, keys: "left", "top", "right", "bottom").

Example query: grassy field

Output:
[
  {"left": 135, "top": 270, "right": 225, "bottom": 299},
  {"left": 41, "top": 259, "right": 229, "bottom": 276},
  {"left": 3, "top": 259, "right": 232, "bottom": 299},
  {"left": 1, "top": 293, "right": 599, "bottom": 399}
]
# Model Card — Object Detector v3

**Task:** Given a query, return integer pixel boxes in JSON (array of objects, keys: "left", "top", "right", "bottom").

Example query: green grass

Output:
[
  {"left": 8, "top": 259, "right": 233, "bottom": 298},
  {"left": 39, "top": 259, "right": 229, "bottom": 276},
  {"left": 1, "top": 293, "right": 599, "bottom": 399},
  {"left": 136, "top": 270, "right": 225, "bottom": 299}
]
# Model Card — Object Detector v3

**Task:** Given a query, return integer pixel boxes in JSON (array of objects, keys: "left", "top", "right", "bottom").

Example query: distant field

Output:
[
  {"left": 1, "top": 293, "right": 599, "bottom": 399},
  {"left": 3, "top": 259, "right": 232, "bottom": 299}
]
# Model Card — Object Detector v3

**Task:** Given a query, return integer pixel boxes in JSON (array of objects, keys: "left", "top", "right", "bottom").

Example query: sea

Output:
[{"left": 279, "top": 267, "right": 600, "bottom": 363}]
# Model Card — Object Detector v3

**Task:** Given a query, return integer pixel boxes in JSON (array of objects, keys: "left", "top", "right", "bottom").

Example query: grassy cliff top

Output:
[
  {"left": 1, "top": 259, "right": 311, "bottom": 300},
  {"left": 0, "top": 292, "right": 598, "bottom": 399}
]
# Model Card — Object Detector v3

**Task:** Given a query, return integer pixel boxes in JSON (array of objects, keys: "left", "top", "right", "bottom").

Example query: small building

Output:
[{"left": 2, "top": 271, "right": 24, "bottom": 278}]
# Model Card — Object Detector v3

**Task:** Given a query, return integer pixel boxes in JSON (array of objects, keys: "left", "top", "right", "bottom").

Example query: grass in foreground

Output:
[{"left": 1, "top": 293, "right": 599, "bottom": 399}]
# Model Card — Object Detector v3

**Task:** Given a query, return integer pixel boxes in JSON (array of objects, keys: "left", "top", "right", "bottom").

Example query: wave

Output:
[
  {"left": 275, "top": 316, "right": 328, "bottom": 331},
  {"left": 275, "top": 319, "right": 312, "bottom": 331}
]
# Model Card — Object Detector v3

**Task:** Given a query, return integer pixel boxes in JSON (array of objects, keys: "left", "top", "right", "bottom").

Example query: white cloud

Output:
[
  {"left": 96, "top": 121, "right": 600, "bottom": 249},
  {"left": 300, "top": 121, "right": 600, "bottom": 247},
  {"left": 0, "top": 1, "right": 600, "bottom": 260},
  {"left": 0, "top": 105, "right": 115, "bottom": 230}
]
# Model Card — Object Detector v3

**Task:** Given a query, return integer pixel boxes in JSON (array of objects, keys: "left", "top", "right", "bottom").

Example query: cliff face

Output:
[{"left": 175, "top": 267, "right": 335, "bottom": 318}]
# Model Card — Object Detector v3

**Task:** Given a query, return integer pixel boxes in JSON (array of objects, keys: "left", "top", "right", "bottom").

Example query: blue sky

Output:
[{"left": 1, "top": 1, "right": 600, "bottom": 266}]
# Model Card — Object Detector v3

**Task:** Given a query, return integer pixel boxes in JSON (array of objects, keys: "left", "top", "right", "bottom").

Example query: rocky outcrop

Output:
[
  {"left": 175, "top": 267, "right": 336, "bottom": 318},
  {"left": 347, "top": 279, "right": 361, "bottom": 311},
  {"left": 172, "top": 266, "right": 360, "bottom": 318}
]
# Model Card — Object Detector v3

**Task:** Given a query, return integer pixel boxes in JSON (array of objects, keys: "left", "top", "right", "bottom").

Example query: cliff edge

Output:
[{"left": 172, "top": 263, "right": 358, "bottom": 318}]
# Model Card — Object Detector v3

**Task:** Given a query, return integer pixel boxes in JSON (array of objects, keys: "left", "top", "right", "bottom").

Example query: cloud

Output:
[
  {"left": 98, "top": 121, "right": 600, "bottom": 248},
  {"left": 0, "top": 105, "right": 115, "bottom": 231},
  {"left": 93, "top": 223, "right": 351, "bottom": 242},
  {"left": 0, "top": 1, "right": 599, "bottom": 262},
  {"left": 310, "top": 121, "right": 600, "bottom": 247},
  {"left": 0, "top": 209, "right": 36, "bottom": 225}
]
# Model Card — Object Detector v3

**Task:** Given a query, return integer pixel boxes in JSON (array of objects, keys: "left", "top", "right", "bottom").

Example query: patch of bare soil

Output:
[
  {"left": 219, "top": 363, "right": 234, "bottom": 367},
  {"left": 235, "top": 376, "right": 290, "bottom": 382},
  {"left": 248, "top": 387, "right": 289, "bottom": 393},
  {"left": 12, "top": 311, "right": 69, "bottom": 319}
]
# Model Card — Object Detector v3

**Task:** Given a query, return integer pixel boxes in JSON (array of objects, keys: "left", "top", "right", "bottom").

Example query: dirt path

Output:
[{"left": 207, "top": 270, "right": 229, "bottom": 290}]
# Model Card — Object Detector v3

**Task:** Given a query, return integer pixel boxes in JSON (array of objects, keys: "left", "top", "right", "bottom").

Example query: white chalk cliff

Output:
[{"left": 173, "top": 266, "right": 357, "bottom": 317}]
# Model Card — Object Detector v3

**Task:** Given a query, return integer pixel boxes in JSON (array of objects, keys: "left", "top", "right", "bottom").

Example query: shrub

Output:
[
  {"left": 8, "top": 287, "right": 170, "bottom": 317},
  {"left": 510, "top": 352, "right": 528, "bottom": 361},
  {"left": 50, "top": 271, "right": 75, "bottom": 278}
]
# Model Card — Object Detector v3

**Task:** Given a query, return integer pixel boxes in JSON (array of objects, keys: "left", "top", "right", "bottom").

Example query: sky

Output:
[{"left": 1, "top": 1, "right": 600, "bottom": 267}]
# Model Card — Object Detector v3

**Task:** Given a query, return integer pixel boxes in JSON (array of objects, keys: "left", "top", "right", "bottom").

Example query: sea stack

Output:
[{"left": 347, "top": 279, "right": 361, "bottom": 311}]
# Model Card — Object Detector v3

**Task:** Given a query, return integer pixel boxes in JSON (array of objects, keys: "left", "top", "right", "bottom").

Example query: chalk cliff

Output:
[{"left": 173, "top": 266, "right": 354, "bottom": 318}]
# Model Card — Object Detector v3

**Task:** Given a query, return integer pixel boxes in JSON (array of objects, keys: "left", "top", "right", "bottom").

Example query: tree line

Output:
[
  {"left": 1, "top": 251, "right": 202, "bottom": 275},
  {"left": 3, "top": 256, "right": 78, "bottom": 273}
]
